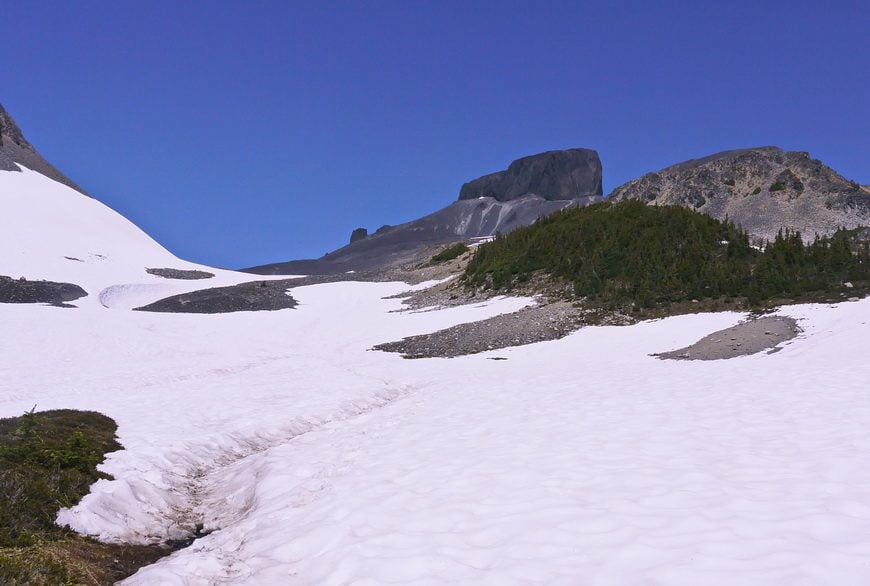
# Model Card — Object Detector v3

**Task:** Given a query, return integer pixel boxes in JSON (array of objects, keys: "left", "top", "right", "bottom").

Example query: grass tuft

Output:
[
  {"left": 432, "top": 242, "right": 470, "bottom": 263},
  {"left": 0, "top": 409, "right": 168, "bottom": 585}
]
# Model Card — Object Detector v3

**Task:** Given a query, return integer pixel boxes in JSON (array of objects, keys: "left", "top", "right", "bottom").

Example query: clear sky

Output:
[{"left": 1, "top": 1, "right": 867, "bottom": 268}]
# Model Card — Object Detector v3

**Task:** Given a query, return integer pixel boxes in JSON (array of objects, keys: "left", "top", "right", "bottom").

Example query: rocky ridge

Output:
[
  {"left": 0, "top": 103, "right": 86, "bottom": 194},
  {"left": 459, "top": 148, "right": 603, "bottom": 201},
  {"left": 609, "top": 147, "right": 869, "bottom": 243},
  {"left": 247, "top": 149, "right": 604, "bottom": 275}
]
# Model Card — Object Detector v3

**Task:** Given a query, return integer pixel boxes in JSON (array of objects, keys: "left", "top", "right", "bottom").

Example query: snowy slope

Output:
[
  {"left": 2, "top": 274, "right": 869, "bottom": 584},
  {"left": 0, "top": 165, "right": 255, "bottom": 306}
]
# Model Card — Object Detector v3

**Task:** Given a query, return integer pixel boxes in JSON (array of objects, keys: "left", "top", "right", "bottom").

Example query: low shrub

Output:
[
  {"left": 0, "top": 409, "right": 165, "bottom": 584},
  {"left": 432, "top": 242, "right": 469, "bottom": 263}
]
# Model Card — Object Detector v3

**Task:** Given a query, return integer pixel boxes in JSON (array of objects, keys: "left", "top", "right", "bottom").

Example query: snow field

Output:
[
  {"left": 0, "top": 280, "right": 533, "bottom": 546},
  {"left": 3, "top": 277, "right": 869, "bottom": 584},
  {"left": 117, "top": 297, "right": 870, "bottom": 585}
]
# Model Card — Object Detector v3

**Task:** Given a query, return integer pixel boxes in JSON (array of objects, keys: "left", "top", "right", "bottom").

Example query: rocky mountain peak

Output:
[
  {"left": 0, "top": 104, "right": 29, "bottom": 149},
  {"left": 459, "top": 148, "right": 602, "bottom": 202},
  {"left": 609, "top": 146, "right": 869, "bottom": 243},
  {"left": 0, "top": 103, "right": 86, "bottom": 195}
]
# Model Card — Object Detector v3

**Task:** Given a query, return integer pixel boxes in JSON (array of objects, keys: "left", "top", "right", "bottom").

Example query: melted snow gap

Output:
[{"left": 59, "top": 386, "right": 413, "bottom": 549}]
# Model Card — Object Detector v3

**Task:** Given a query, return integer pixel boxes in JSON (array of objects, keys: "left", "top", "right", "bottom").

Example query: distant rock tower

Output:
[
  {"left": 459, "top": 148, "right": 603, "bottom": 202},
  {"left": 350, "top": 227, "right": 368, "bottom": 244}
]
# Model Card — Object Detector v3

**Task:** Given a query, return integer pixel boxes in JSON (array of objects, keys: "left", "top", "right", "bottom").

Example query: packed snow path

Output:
[{"left": 2, "top": 280, "right": 869, "bottom": 584}]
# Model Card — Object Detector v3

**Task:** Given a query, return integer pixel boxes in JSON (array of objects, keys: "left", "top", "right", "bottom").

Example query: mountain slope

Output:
[
  {"left": 0, "top": 165, "right": 183, "bottom": 289},
  {"left": 0, "top": 105, "right": 253, "bottom": 307},
  {"left": 609, "top": 147, "right": 870, "bottom": 242},
  {"left": 246, "top": 149, "right": 604, "bottom": 275},
  {"left": 246, "top": 194, "right": 601, "bottom": 275},
  {"left": 0, "top": 104, "right": 86, "bottom": 195}
]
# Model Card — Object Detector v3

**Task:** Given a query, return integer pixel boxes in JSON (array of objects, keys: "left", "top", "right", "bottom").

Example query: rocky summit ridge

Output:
[
  {"left": 459, "top": 148, "right": 602, "bottom": 202},
  {"left": 0, "top": 103, "right": 86, "bottom": 195},
  {"left": 609, "top": 147, "right": 869, "bottom": 243}
]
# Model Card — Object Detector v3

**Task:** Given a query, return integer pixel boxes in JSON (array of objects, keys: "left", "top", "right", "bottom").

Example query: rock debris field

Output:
[
  {"left": 374, "top": 300, "right": 584, "bottom": 358},
  {"left": 654, "top": 314, "right": 800, "bottom": 360}
]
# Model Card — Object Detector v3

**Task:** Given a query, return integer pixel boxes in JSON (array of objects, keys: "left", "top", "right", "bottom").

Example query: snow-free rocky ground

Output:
[{"left": 3, "top": 165, "right": 870, "bottom": 584}]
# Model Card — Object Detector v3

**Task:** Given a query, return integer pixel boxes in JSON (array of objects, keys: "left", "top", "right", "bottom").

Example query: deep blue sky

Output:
[{"left": 2, "top": 1, "right": 867, "bottom": 268}]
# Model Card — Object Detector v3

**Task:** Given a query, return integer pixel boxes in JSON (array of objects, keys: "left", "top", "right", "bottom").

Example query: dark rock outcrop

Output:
[
  {"left": 459, "top": 149, "right": 602, "bottom": 202},
  {"left": 609, "top": 147, "right": 870, "bottom": 243},
  {"left": 0, "top": 104, "right": 87, "bottom": 194},
  {"left": 145, "top": 268, "right": 215, "bottom": 280},
  {"left": 0, "top": 275, "right": 87, "bottom": 305},
  {"left": 350, "top": 228, "right": 368, "bottom": 243},
  {"left": 135, "top": 280, "right": 298, "bottom": 314}
]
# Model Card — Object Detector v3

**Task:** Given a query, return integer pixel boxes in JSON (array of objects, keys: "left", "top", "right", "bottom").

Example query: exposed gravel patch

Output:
[
  {"left": 654, "top": 315, "right": 800, "bottom": 361},
  {"left": 0, "top": 275, "right": 87, "bottom": 306},
  {"left": 373, "top": 301, "right": 587, "bottom": 358},
  {"left": 135, "top": 280, "right": 298, "bottom": 314},
  {"left": 146, "top": 268, "right": 215, "bottom": 280},
  {"left": 385, "top": 276, "right": 485, "bottom": 311}
]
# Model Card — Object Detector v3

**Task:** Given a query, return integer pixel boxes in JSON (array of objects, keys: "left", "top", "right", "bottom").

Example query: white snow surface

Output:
[
  {"left": 3, "top": 168, "right": 870, "bottom": 584},
  {"left": 0, "top": 165, "right": 261, "bottom": 306}
]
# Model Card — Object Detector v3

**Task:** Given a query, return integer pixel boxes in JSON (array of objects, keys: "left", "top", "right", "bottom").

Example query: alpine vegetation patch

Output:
[
  {"left": 0, "top": 409, "right": 167, "bottom": 585},
  {"left": 465, "top": 200, "right": 869, "bottom": 314}
]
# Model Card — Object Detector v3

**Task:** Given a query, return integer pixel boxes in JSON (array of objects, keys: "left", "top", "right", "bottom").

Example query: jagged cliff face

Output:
[
  {"left": 609, "top": 147, "right": 869, "bottom": 243},
  {"left": 0, "top": 104, "right": 86, "bottom": 194},
  {"left": 459, "top": 148, "right": 602, "bottom": 202}
]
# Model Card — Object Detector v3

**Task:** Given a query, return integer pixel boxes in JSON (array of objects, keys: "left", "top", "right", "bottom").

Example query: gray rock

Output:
[
  {"left": 0, "top": 103, "right": 87, "bottom": 195},
  {"left": 0, "top": 275, "right": 87, "bottom": 305},
  {"left": 609, "top": 147, "right": 870, "bottom": 243},
  {"left": 145, "top": 268, "right": 215, "bottom": 280},
  {"left": 459, "top": 148, "right": 603, "bottom": 202},
  {"left": 654, "top": 315, "right": 800, "bottom": 361},
  {"left": 135, "top": 280, "right": 298, "bottom": 314},
  {"left": 350, "top": 227, "right": 368, "bottom": 243},
  {"left": 373, "top": 300, "right": 585, "bottom": 359}
]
